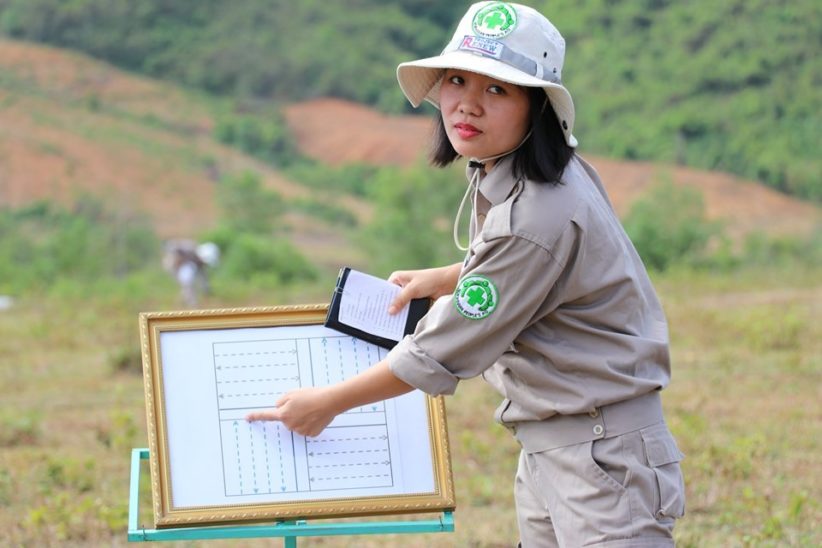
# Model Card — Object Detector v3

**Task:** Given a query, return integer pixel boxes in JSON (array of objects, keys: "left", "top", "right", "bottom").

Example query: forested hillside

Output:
[{"left": 0, "top": 0, "right": 818, "bottom": 200}]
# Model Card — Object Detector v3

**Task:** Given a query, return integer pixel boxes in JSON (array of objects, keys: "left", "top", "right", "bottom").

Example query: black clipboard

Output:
[{"left": 324, "top": 267, "right": 430, "bottom": 349}]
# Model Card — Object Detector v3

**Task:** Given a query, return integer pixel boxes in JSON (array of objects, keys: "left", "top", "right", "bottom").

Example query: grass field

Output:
[{"left": 0, "top": 264, "right": 819, "bottom": 547}]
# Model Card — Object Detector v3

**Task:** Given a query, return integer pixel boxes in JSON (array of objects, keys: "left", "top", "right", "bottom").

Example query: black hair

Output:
[{"left": 429, "top": 87, "right": 575, "bottom": 184}]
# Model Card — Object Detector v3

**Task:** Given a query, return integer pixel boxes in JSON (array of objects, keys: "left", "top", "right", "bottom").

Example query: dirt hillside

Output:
[
  {"left": 0, "top": 39, "right": 313, "bottom": 237},
  {"left": 1, "top": 39, "right": 817, "bottom": 253},
  {"left": 285, "top": 98, "right": 820, "bottom": 241}
]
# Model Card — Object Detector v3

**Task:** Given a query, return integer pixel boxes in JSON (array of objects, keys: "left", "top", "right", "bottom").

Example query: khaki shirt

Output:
[{"left": 387, "top": 154, "right": 670, "bottom": 430}]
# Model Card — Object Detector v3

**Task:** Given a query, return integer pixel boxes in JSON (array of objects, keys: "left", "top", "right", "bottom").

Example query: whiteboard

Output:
[{"left": 139, "top": 305, "right": 454, "bottom": 527}]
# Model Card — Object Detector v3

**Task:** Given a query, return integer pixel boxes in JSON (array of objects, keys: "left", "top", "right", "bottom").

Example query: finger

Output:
[
  {"left": 245, "top": 408, "right": 282, "bottom": 422},
  {"left": 387, "top": 271, "right": 411, "bottom": 286}
]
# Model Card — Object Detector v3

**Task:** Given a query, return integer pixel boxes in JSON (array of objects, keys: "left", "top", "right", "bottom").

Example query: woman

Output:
[{"left": 249, "top": 3, "right": 685, "bottom": 546}]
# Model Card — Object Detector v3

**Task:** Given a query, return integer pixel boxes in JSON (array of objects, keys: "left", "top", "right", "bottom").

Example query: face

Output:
[{"left": 438, "top": 69, "right": 531, "bottom": 169}]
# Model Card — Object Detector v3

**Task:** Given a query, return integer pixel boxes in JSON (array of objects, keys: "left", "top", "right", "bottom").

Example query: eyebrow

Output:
[{"left": 446, "top": 69, "right": 509, "bottom": 86}]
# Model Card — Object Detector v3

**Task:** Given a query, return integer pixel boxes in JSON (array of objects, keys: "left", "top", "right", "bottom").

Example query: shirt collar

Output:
[{"left": 465, "top": 156, "right": 519, "bottom": 206}]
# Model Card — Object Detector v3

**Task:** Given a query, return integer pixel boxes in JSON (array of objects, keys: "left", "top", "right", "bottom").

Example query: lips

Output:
[{"left": 454, "top": 122, "right": 482, "bottom": 139}]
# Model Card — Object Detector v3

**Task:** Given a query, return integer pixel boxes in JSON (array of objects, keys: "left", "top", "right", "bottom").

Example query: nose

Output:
[{"left": 458, "top": 86, "right": 482, "bottom": 116}]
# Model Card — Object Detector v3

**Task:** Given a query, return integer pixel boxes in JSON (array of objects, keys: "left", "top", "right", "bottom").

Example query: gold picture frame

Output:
[{"left": 139, "top": 304, "right": 455, "bottom": 528}]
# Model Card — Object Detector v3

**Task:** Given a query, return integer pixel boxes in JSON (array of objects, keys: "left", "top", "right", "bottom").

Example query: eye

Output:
[
  {"left": 488, "top": 85, "right": 506, "bottom": 95},
  {"left": 448, "top": 74, "right": 464, "bottom": 85}
]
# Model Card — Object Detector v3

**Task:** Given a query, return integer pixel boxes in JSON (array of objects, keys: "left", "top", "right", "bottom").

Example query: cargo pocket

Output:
[{"left": 640, "top": 423, "right": 686, "bottom": 520}]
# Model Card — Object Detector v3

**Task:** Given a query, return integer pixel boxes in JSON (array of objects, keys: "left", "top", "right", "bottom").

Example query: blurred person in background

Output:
[{"left": 162, "top": 239, "right": 219, "bottom": 307}]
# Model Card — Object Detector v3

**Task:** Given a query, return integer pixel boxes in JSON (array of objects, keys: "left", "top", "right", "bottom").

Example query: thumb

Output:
[{"left": 388, "top": 284, "right": 415, "bottom": 315}]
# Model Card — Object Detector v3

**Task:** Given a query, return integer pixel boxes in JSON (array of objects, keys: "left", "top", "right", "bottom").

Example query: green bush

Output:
[
  {"left": 0, "top": 198, "right": 159, "bottom": 292},
  {"left": 215, "top": 171, "right": 284, "bottom": 235},
  {"left": 214, "top": 233, "right": 317, "bottom": 284},
  {"left": 623, "top": 179, "right": 720, "bottom": 271},
  {"left": 0, "top": 409, "right": 42, "bottom": 447},
  {"left": 284, "top": 161, "right": 380, "bottom": 198},
  {"left": 214, "top": 103, "right": 298, "bottom": 167},
  {"left": 201, "top": 170, "right": 318, "bottom": 288},
  {"left": 290, "top": 196, "right": 358, "bottom": 227},
  {"left": 360, "top": 162, "right": 465, "bottom": 275}
]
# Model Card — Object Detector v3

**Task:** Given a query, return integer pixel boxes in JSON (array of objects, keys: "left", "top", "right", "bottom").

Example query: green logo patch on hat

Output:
[
  {"left": 472, "top": 2, "right": 518, "bottom": 39},
  {"left": 454, "top": 275, "right": 498, "bottom": 320}
]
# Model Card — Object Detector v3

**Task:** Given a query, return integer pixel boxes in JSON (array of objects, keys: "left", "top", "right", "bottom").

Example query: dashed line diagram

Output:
[{"left": 214, "top": 335, "right": 392, "bottom": 496}]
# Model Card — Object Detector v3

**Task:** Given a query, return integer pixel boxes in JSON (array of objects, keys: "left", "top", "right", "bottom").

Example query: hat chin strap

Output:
[
  {"left": 452, "top": 129, "right": 533, "bottom": 252},
  {"left": 451, "top": 94, "right": 549, "bottom": 251}
]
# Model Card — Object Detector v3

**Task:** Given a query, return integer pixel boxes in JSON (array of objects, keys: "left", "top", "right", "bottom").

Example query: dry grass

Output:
[{"left": 0, "top": 265, "right": 819, "bottom": 547}]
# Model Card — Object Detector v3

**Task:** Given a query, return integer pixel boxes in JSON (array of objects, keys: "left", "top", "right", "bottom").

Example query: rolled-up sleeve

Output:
[
  {"left": 388, "top": 231, "right": 570, "bottom": 395},
  {"left": 386, "top": 335, "right": 461, "bottom": 395}
]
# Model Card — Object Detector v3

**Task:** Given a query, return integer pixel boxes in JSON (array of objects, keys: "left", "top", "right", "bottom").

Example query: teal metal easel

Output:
[{"left": 128, "top": 448, "right": 455, "bottom": 546}]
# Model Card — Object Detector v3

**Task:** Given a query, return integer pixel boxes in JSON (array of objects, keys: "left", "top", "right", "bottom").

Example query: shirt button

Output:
[
  {"left": 593, "top": 424, "right": 604, "bottom": 436},
  {"left": 588, "top": 409, "right": 599, "bottom": 418}
]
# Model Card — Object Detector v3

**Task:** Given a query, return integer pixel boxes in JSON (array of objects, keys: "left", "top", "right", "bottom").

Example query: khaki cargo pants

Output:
[{"left": 515, "top": 421, "right": 685, "bottom": 547}]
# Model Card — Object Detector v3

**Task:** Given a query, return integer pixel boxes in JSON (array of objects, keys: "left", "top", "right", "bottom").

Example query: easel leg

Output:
[{"left": 284, "top": 536, "right": 297, "bottom": 548}]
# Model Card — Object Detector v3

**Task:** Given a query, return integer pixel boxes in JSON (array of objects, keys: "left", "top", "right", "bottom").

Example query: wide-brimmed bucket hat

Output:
[{"left": 397, "top": 1, "right": 577, "bottom": 147}]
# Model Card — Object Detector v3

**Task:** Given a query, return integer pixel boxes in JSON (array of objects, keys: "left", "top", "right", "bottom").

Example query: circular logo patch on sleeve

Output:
[{"left": 454, "top": 275, "right": 499, "bottom": 320}]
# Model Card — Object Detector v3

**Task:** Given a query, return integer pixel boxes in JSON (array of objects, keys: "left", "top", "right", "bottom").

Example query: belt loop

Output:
[
  {"left": 511, "top": 391, "right": 664, "bottom": 452},
  {"left": 589, "top": 407, "right": 604, "bottom": 438}
]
